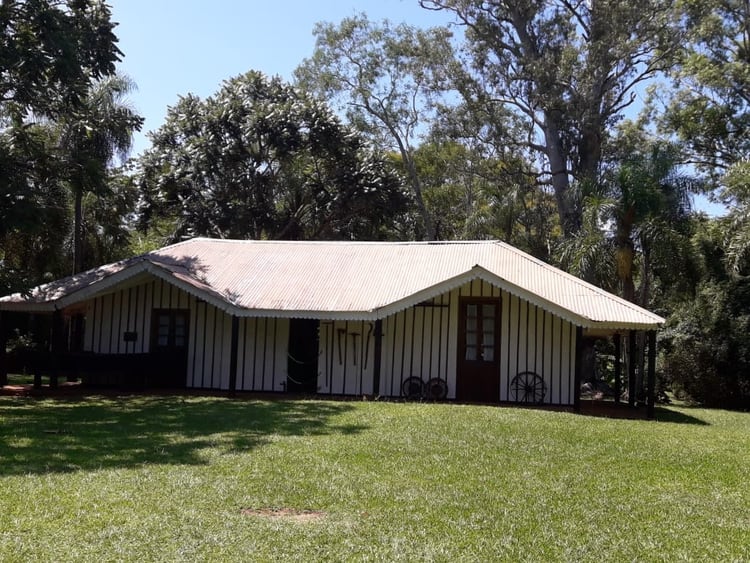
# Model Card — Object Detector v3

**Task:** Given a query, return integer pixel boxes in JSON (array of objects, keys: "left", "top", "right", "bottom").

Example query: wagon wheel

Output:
[
  {"left": 401, "top": 377, "right": 424, "bottom": 400},
  {"left": 510, "top": 371, "right": 547, "bottom": 404},
  {"left": 424, "top": 378, "right": 448, "bottom": 401}
]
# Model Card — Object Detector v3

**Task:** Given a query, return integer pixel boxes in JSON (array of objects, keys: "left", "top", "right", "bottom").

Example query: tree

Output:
[
  {"left": 57, "top": 74, "right": 143, "bottom": 273},
  {"left": 295, "top": 15, "right": 456, "bottom": 239},
  {"left": 723, "top": 161, "right": 750, "bottom": 274},
  {"left": 412, "top": 138, "right": 557, "bottom": 257},
  {"left": 661, "top": 230, "right": 750, "bottom": 408},
  {"left": 0, "top": 124, "right": 70, "bottom": 294},
  {"left": 137, "top": 71, "right": 409, "bottom": 242},
  {"left": 560, "top": 143, "right": 695, "bottom": 304},
  {"left": 0, "top": 0, "right": 124, "bottom": 288},
  {"left": 559, "top": 142, "right": 698, "bottom": 400},
  {"left": 420, "top": 0, "right": 682, "bottom": 234},
  {"left": 0, "top": 0, "right": 121, "bottom": 119},
  {"left": 659, "top": 0, "right": 750, "bottom": 178}
]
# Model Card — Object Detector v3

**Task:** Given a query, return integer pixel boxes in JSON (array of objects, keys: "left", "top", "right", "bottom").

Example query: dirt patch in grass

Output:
[{"left": 240, "top": 507, "right": 326, "bottom": 522}]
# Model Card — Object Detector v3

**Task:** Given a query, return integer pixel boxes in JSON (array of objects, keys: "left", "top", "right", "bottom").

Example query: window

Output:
[{"left": 465, "top": 303, "right": 496, "bottom": 362}]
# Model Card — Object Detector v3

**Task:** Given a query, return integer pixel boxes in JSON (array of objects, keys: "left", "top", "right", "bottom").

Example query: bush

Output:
[{"left": 661, "top": 280, "right": 750, "bottom": 408}]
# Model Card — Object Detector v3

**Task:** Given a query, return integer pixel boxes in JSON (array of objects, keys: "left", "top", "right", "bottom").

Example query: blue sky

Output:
[{"left": 109, "top": 0, "right": 450, "bottom": 155}]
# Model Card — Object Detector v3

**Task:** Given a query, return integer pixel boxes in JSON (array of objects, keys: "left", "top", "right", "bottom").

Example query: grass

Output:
[{"left": 0, "top": 394, "right": 748, "bottom": 562}]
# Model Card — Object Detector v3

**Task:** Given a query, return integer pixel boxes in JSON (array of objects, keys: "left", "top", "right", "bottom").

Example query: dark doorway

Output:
[
  {"left": 150, "top": 309, "right": 189, "bottom": 388},
  {"left": 457, "top": 298, "right": 501, "bottom": 402},
  {"left": 287, "top": 318, "right": 319, "bottom": 393}
]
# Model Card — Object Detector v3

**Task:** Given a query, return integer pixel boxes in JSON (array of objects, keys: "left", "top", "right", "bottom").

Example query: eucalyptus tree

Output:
[
  {"left": 295, "top": 15, "right": 456, "bottom": 240},
  {"left": 419, "top": 0, "right": 683, "bottom": 235},
  {"left": 136, "top": 71, "right": 409, "bottom": 242},
  {"left": 660, "top": 0, "right": 750, "bottom": 177},
  {"left": 58, "top": 75, "right": 143, "bottom": 273}
]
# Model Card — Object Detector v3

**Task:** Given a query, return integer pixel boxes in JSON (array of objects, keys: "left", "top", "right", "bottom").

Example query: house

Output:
[{"left": 0, "top": 238, "right": 664, "bottom": 413}]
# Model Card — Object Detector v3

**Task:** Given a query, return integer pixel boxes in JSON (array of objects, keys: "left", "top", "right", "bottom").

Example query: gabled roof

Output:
[{"left": 0, "top": 238, "right": 665, "bottom": 330}]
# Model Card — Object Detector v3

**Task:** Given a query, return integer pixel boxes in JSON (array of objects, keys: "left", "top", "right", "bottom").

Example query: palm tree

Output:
[
  {"left": 58, "top": 74, "right": 143, "bottom": 273},
  {"left": 559, "top": 143, "right": 698, "bottom": 400}
]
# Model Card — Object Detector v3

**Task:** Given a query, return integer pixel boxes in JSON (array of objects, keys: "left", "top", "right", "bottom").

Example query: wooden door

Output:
[
  {"left": 151, "top": 309, "right": 189, "bottom": 388},
  {"left": 457, "top": 298, "right": 501, "bottom": 402}
]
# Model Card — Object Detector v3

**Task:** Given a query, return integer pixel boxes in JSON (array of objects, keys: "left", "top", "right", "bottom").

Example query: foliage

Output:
[
  {"left": 413, "top": 139, "right": 557, "bottom": 258},
  {"left": 659, "top": 0, "right": 750, "bottom": 177},
  {"left": 558, "top": 143, "right": 697, "bottom": 303},
  {"left": 137, "top": 71, "right": 409, "bottom": 242},
  {"left": 57, "top": 74, "right": 143, "bottom": 273},
  {"left": 0, "top": 396, "right": 748, "bottom": 561},
  {"left": 0, "top": 124, "right": 70, "bottom": 294},
  {"left": 420, "top": 0, "right": 683, "bottom": 234},
  {"left": 295, "top": 15, "right": 456, "bottom": 239},
  {"left": 0, "top": 0, "right": 121, "bottom": 120},
  {"left": 662, "top": 278, "right": 750, "bottom": 408},
  {"left": 0, "top": 0, "right": 127, "bottom": 290}
]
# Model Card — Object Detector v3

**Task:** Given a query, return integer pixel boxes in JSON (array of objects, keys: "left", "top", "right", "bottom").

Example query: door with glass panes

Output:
[
  {"left": 457, "top": 298, "right": 500, "bottom": 402},
  {"left": 150, "top": 309, "right": 189, "bottom": 388}
]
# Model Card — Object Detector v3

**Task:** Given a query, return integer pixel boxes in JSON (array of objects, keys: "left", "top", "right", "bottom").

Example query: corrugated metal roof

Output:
[{"left": 0, "top": 238, "right": 665, "bottom": 329}]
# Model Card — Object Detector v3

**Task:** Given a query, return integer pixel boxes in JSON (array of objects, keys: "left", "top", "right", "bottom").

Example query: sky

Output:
[
  {"left": 108, "top": 0, "right": 724, "bottom": 215},
  {"left": 109, "top": 0, "right": 451, "bottom": 156}
]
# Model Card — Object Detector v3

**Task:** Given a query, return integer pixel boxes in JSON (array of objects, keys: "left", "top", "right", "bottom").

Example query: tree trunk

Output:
[
  {"left": 403, "top": 152, "right": 436, "bottom": 241},
  {"left": 73, "top": 188, "right": 84, "bottom": 275},
  {"left": 543, "top": 116, "right": 580, "bottom": 236},
  {"left": 635, "top": 245, "right": 653, "bottom": 401}
]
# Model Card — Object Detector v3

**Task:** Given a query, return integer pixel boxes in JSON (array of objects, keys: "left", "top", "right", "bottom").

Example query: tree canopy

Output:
[{"left": 136, "top": 71, "right": 409, "bottom": 242}]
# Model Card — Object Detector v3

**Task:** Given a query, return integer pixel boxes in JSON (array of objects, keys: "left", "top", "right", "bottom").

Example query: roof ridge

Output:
[{"left": 176, "top": 238, "right": 500, "bottom": 246}]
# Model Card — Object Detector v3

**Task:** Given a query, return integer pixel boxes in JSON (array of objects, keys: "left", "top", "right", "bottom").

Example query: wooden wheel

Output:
[
  {"left": 424, "top": 378, "right": 448, "bottom": 400},
  {"left": 401, "top": 377, "right": 424, "bottom": 399},
  {"left": 510, "top": 371, "right": 547, "bottom": 404}
]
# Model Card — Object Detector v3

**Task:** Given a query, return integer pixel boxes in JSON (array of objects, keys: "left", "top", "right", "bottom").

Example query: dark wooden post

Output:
[
  {"left": 574, "top": 326, "right": 583, "bottom": 413},
  {"left": 0, "top": 311, "right": 7, "bottom": 386},
  {"left": 613, "top": 333, "right": 621, "bottom": 404},
  {"left": 50, "top": 310, "right": 63, "bottom": 389},
  {"left": 228, "top": 315, "right": 239, "bottom": 396},
  {"left": 647, "top": 330, "right": 657, "bottom": 420},
  {"left": 628, "top": 330, "right": 636, "bottom": 408},
  {"left": 372, "top": 319, "right": 383, "bottom": 397}
]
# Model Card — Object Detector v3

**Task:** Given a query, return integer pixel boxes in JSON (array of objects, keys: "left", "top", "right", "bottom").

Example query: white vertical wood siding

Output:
[
  {"left": 317, "top": 320, "right": 375, "bottom": 395},
  {"left": 82, "top": 276, "right": 289, "bottom": 391},
  {"left": 80, "top": 275, "right": 575, "bottom": 403},
  {"left": 317, "top": 279, "right": 577, "bottom": 406}
]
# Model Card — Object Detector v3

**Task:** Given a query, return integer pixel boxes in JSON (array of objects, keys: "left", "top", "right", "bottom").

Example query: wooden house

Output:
[{"left": 0, "top": 239, "right": 664, "bottom": 412}]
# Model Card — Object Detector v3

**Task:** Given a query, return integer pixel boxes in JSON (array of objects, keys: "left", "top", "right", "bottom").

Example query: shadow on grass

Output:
[
  {"left": 579, "top": 400, "right": 710, "bottom": 425},
  {"left": 0, "top": 395, "right": 364, "bottom": 476},
  {"left": 654, "top": 405, "right": 710, "bottom": 426}
]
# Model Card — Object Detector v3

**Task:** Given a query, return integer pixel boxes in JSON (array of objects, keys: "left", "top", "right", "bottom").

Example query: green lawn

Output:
[{"left": 0, "top": 395, "right": 748, "bottom": 562}]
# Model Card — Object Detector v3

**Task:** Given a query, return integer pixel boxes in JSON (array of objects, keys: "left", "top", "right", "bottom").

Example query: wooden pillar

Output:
[
  {"left": 647, "top": 330, "right": 657, "bottom": 420},
  {"left": 228, "top": 315, "right": 239, "bottom": 396},
  {"left": 372, "top": 319, "right": 383, "bottom": 397},
  {"left": 613, "top": 333, "right": 621, "bottom": 404},
  {"left": 50, "top": 310, "right": 63, "bottom": 389},
  {"left": 628, "top": 330, "right": 636, "bottom": 408},
  {"left": 0, "top": 311, "right": 7, "bottom": 386},
  {"left": 574, "top": 326, "right": 583, "bottom": 413}
]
